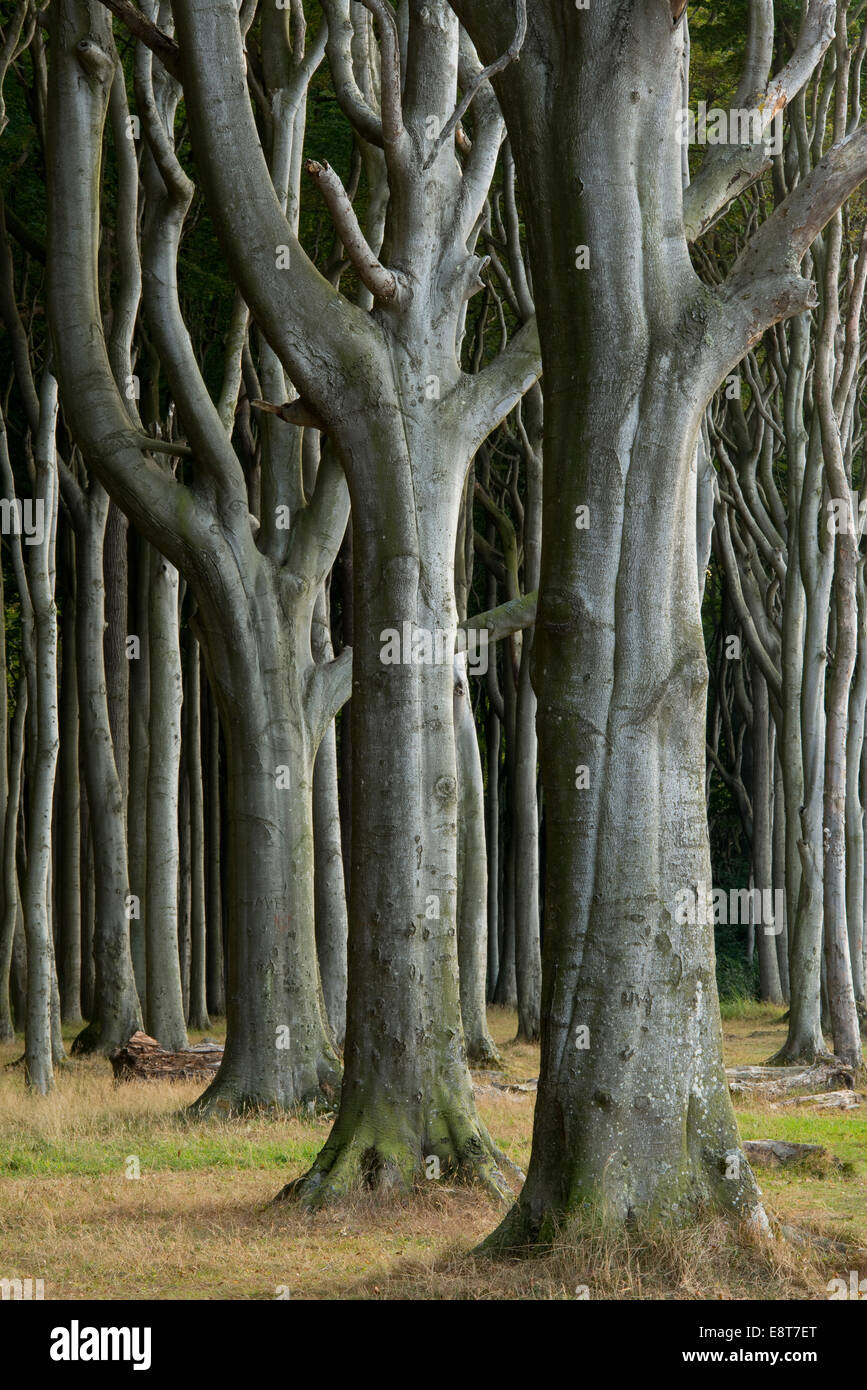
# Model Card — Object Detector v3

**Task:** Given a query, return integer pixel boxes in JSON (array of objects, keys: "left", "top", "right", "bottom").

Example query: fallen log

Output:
[
  {"left": 742, "top": 1140, "right": 829, "bottom": 1168},
  {"left": 727, "top": 1063, "right": 855, "bottom": 1097},
  {"left": 110, "top": 1030, "right": 224, "bottom": 1082},
  {"left": 773, "top": 1090, "right": 862, "bottom": 1111}
]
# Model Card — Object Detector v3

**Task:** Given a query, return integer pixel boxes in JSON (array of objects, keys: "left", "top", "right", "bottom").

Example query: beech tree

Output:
[
  {"left": 138, "top": 0, "right": 540, "bottom": 1196},
  {"left": 47, "top": 0, "right": 347, "bottom": 1111},
  {"left": 452, "top": 0, "right": 867, "bottom": 1241}
]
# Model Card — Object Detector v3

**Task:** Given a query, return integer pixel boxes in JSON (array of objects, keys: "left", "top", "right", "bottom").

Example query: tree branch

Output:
[
  {"left": 683, "top": 0, "right": 836, "bottom": 242},
  {"left": 425, "top": 0, "right": 525, "bottom": 169},
  {"left": 304, "top": 159, "right": 398, "bottom": 302},
  {"left": 95, "top": 0, "right": 182, "bottom": 82}
]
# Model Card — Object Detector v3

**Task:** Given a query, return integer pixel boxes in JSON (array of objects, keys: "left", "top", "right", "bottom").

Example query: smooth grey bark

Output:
[
  {"left": 127, "top": 533, "right": 150, "bottom": 1011},
  {"left": 172, "top": 0, "right": 539, "bottom": 1187},
  {"left": 47, "top": 0, "right": 348, "bottom": 1111},
  {"left": 204, "top": 679, "right": 224, "bottom": 1016},
  {"left": 0, "top": 471, "right": 11, "bottom": 1043},
  {"left": 63, "top": 482, "right": 142, "bottom": 1055},
  {"left": 817, "top": 201, "right": 863, "bottom": 1067},
  {"left": 18, "top": 375, "right": 61, "bottom": 1092},
  {"left": 184, "top": 625, "right": 209, "bottom": 1032},
  {"left": 454, "top": 651, "right": 500, "bottom": 1067},
  {"left": 844, "top": 568, "right": 867, "bottom": 1005},
  {"left": 449, "top": 0, "right": 850, "bottom": 1238},
  {"left": 512, "top": 397, "right": 542, "bottom": 1042},
  {"left": 57, "top": 527, "right": 82, "bottom": 1024},
  {"left": 753, "top": 671, "right": 783, "bottom": 1004},
  {"left": 0, "top": 677, "right": 26, "bottom": 1043},
  {"left": 484, "top": 692, "right": 501, "bottom": 1000},
  {"left": 103, "top": 501, "right": 130, "bottom": 807},
  {"left": 144, "top": 549, "right": 187, "bottom": 1051},
  {"left": 312, "top": 586, "right": 347, "bottom": 1049},
  {"left": 773, "top": 752, "right": 790, "bottom": 1001}
]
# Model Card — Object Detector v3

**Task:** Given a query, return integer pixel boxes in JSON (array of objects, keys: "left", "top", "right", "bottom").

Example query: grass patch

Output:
[{"left": 0, "top": 1004, "right": 864, "bottom": 1298}]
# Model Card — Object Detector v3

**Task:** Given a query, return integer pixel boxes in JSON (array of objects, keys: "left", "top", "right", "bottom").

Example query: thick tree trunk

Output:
[
  {"left": 287, "top": 436, "right": 512, "bottom": 1203},
  {"left": 456, "top": 3, "right": 766, "bottom": 1239},
  {"left": 190, "top": 571, "right": 341, "bottom": 1115}
]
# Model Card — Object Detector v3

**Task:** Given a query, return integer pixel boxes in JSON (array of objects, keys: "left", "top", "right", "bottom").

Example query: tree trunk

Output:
[
  {"left": 0, "top": 681, "right": 26, "bottom": 1043},
  {"left": 71, "top": 492, "right": 142, "bottom": 1054},
  {"left": 57, "top": 526, "right": 82, "bottom": 1024},
  {"left": 287, "top": 437, "right": 512, "bottom": 1203},
  {"left": 485, "top": 695, "right": 501, "bottom": 1000},
  {"left": 189, "top": 565, "right": 342, "bottom": 1115},
  {"left": 144, "top": 549, "right": 187, "bottom": 1051},
  {"left": 184, "top": 628, "right": 210, "bottom": 1032},
  {"left": 454, "top": 2, "right": 767, "bottom": 1238},
  {"left": 753, "top": 672, "right": 783, "bottom": 1004},
  {"left": 773, "top": 752, "right": 790, "bottom": 1002},
  {"left": 127, "top": 533, "right": 150, "bottom": 1011},
  {"left": 204, "top": 679, "right": 224, "bottom": 1016},
  {"left": 454, "top": 652, "right": 500, "bottom": 1067},
  {"left": 22, "top": 378, "right": 61, "bottom": 1093},
  {"left": 312, "top": 586, "right": 347, "bottom": 1048}
]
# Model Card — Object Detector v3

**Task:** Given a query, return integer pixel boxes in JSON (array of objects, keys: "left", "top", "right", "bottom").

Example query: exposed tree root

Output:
[
  {"left": 466, "top": 1034, "right": 502, "bottom": 1070},
  {"left": 275, "top": 1102, "right": 522, "bottom": 1209},
  {"left": 185, "top": 1064, "right": 340, "bottom": 1121},
  {"left": 767, "top": 1040, "right": 838, "bottom": 1067}
]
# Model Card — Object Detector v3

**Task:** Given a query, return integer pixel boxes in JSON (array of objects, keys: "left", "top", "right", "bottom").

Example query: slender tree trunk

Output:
[
  {"left": 514, "top": 398, "right": 542, "bottom": 1041},
  {"left": 495, "top": 658, "right": 518, "bottom": 1008},
  {"left": 0, "top": 681, "right": 26, "bottom": 1042},
  {"left": 776, "top": 422, "right": 834, "bottom": 1062},
  {"left": 22, "top": 377, "right": 61, "bottom": 1093},
  {"left": 312, "top": 586, "right": 347, "bottom": 1048},
  {"left": 773, "top": 752, "right": 790, "bottom": 1002},
  {"left": 454, "top": 652, "right": 500, "bottom": 1067},
  {"left": 185, "top": 626, "right": 209, "bottom": 1031},
  {"left": 104, "top": 502, "right": 130, "bottom": 805},
  {"left": 204, "top": 678, "right": 224, "bottom": 1017},
  {"left": 753, "top": 672, "right": 783, "bottom": 1004},
  {"left": 71, "top": 491, "right": 142, "bottom": 1054},
  {"left": 127, "top": 533, "right": 150, "bottom": 1011},
  {"left": 144, "top": 550, "right": 187, "bottom": 1051},
  {"left": 57, "top": 527, "right": 82, "bottom": 1024},
  {"left": 844, "top": 573, "right": 867, "bottom": 1006},
  {"left": 485, "top": 696, "right": 501, "bottom": 1000}
]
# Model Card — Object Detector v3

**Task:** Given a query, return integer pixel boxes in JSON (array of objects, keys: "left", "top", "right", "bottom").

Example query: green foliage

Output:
[{"left": 715, "top": 921, "right": 760, "bottom": 1003}]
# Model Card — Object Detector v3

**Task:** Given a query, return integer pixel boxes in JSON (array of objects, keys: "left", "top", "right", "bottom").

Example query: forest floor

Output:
[{"left": 0, "top": 1004, "right": 864, "bottom": 1299}]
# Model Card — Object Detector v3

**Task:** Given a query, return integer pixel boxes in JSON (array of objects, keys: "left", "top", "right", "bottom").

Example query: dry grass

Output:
[{"left": 0, "top": 1005, "right": 864, "bottom": 1299}]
